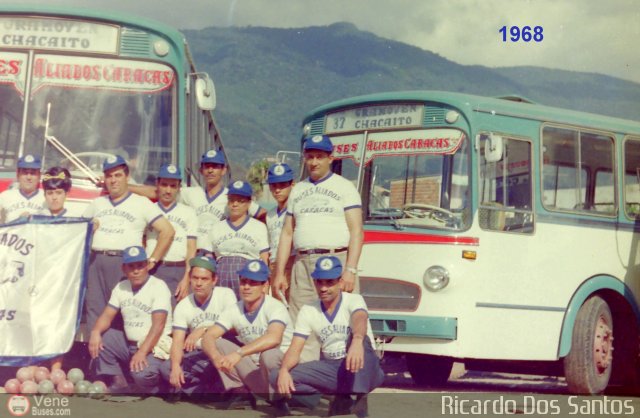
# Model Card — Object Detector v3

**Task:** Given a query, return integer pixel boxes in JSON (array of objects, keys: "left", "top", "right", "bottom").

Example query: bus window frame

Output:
[
  {"left": 477, "top": 131, "right": 535, "bottom": 234},
  {"left": 540, "top": 123, "right": 618, "bottom": 219},
  {"left": 622, "top": 135, "right": 640, "bottom": 220}
]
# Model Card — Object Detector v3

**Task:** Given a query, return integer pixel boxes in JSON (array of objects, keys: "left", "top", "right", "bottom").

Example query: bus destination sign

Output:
[
  {"left": 325, "top": 104, "right": 424, "bottom": 134},
  {"left": 0, "top": 16, "right": 119, "bottom": 54}
]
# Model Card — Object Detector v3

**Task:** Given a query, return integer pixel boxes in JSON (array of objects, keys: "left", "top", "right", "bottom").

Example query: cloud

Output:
[{"left": 11, "top": 0, "right": 640, "bottom": 82}]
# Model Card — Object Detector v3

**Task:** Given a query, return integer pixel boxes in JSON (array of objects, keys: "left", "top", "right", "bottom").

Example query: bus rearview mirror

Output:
[
  {"left": 195, "top": 76, "right": 217, "bottom": 111},
  {"left": 484, "top": 133, "right": 503, "bottom": 162}
]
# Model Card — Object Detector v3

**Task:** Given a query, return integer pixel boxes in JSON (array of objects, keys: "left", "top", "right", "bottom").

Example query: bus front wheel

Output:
[
  {"left": 563, "top": 295, "right": 613, "bottom": 394},
  {"left": 406, "top": 354, "right": 453, "bottom": 387}
]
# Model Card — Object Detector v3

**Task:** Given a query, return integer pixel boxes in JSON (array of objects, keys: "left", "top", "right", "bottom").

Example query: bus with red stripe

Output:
[
  {"left": 300, "top": 91, "right": 640, "bottom": 394},
  {"left": 0, "top": 6, "right": 228, "bottom": 212}
]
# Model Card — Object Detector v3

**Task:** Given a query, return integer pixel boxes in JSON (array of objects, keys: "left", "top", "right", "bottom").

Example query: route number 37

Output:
[
  {"left": 0, "top": 309, "right": 16, "bottom": 320},
  {"left": 499, "top": 26, "right": 543, "bottom": 42}
]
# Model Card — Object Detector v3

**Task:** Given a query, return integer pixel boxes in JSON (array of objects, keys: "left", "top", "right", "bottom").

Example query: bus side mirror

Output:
[
  {"left": 484, "top": 133, "right": 503, "bottom": 162},
  {"left": 195, "top": 75, "right": 216, "bottom": 111}
]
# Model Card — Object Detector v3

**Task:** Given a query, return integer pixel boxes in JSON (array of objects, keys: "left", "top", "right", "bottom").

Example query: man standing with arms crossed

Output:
[
  {"left": 273, "top": 135, "right": 364, "bottom": 321},
  {"left": 146, "top": 163, "right": 198, "bottom": 306}
]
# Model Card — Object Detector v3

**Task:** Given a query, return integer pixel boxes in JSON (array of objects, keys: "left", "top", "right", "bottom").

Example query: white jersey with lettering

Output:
[
  {"left": 179, "top": 186, "right": 261, "bottom": 252},
  {"left": 107, "top": 275, "right": 172, "bottom": 343},
  {"left": 286, "top": 173, "right": 361, "bottom": 250},
  {"left": 215, "top": 295, "right": 293, "bottom": 362},
  {"left": 173, "top": 286, "right": 237, "bottom": 333},
  {"left": 146, "top": 202, "right": 197, "bottom": 262},
  {"left": 294, "top": 292, "right": 374, "bottom": 360},
  {"left": 209, "top": 216, "right": 269, "bottom": 260},
  {"left": 0, "top": 189, "right": 46, "bottom": 223},
  {"left": 83, "top": 192, "right": 163, "bottom": 251},
  {"left": 266, "top": 206, "right": 291, "bottom": 263}
]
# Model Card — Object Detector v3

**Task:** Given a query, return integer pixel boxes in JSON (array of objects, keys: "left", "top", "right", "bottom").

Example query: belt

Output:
[
  {"left": 298, "top": 247, "right": 348, "bottom": 255},
  {"left": 127, "top": 340, "right": 139, "bottom": 347},
  {"left": 92, "top": 249, "right": 123, "bottom": 256},
  {"left": 159, "top": 260, "right": 185, "bottom": 267}
]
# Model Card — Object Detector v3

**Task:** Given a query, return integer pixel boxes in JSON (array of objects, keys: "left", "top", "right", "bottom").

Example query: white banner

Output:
[{"left": 0, "top": 218, "right": 91, "bottom": 366}]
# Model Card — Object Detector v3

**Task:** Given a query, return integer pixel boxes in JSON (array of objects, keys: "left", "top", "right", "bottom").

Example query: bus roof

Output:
[
  {"left": 302, "top": 90, "right": 640, "bottom": 136},
  {"left": 0, "top": 4, "right": 186, "bottom": 46}
]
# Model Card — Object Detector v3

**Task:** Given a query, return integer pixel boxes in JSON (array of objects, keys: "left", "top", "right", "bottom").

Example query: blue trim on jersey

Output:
[
  {"left": 158, "top": 201, "right": 177, "bottom": 213},
  {"left": 259, "top": 247, "right": 270, "bottom": 253},
  {"left": 277, "top": 206, "right": 287, "bottom": 217},
  {"left": 107, "top": 303, "right": 120, "bottom": 311},
  {"left": 194, "top": 292, "right": 213, "bottom": 311},
  {"left": 214, "top": 321, "right": 229, "bottom": 332},
  {"left": 293, "top": 332, "right": 310, "bottom": 340},
  {"left": 206, "top": 187, "right": 225, "bottom": 204},
  {"left": 351, "top": 307, "right": 368, "bottom": 317},
  {"left": 172, "top": 326, "right": 188, "bottom": 331},
  {"left": 152, "top": 309, "right": 168, "bottom": 314},
  {"left": 252, "top": 207, "right": 263, "bottom": 219},
  {"left": 227, "top": 215, "right": 250, "bottom": 231},
  {"left": 321, "top": 292, "right": 343, "bottom": 323},
  {"left": 268, "top": 319, "right": 287, "bottom": 327},
  {"left": 286, "top": 212, "right": 293, "bottom": 217},
  {"left": 19, "top": 189, "right": 40, "bottom": 200},
  {"left": 309, "top": 172, "right": 333, "bottom": 186},
  {"left": 243, "top": 296, "right": 266, "bottom": 324},
  {"left": 344, "top": 205, "right": 362, "bottom": 211},
  {"left": 187, "top": 235, "right": 197, "bottom": 240},
  {"left": 109, "top": 191, "right": 133, "bottom": 207}
]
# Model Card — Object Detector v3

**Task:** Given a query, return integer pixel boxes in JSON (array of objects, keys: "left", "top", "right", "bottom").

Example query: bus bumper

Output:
[{"left": 369, "top": 314, "right": 457, "bottom": 340}]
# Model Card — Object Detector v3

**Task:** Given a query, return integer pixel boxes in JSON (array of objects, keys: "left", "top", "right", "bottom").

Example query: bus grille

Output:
[
  {"left": 360, "top": 277, "right": 421, "bottom": 311},
  {"left": 308, "top": 117, "right": 325, "bottom": 136},
  {"left": 120, "top": 28, "right": 151, "bottom": 55},
  {"left": 423, "top": 107, "right": 445, "bottom": 126}
]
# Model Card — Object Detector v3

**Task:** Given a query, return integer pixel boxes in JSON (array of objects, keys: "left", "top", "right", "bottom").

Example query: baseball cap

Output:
[
  {"left": 102, "top": 155, "right": 128, "bottom": 172},
  {"left": 303, "top": 135, "right": 333, "bottom": 153},
  {"left": 227, "top": 180, "right": 253, "bottom": 198},
  {"left": 17, "top": 154, "right": 42, "bottom": 170},
  {"left": 189, "top": 256, "right": 216, "bottom": 273},
  {"left": 237, "top": 259, "right": 270, "bottom": 282},
  {"left": 123, "top": 246, "right": 147, "bottom": 264},
  {"left": 311, "top": 256, "right": 343, "bottom": 280},
  {"left": 158, "top": 163, "right": 182, "bottom": 180},
  {"left": 267, "top": 163, "right": 294, "bottom": 184},
  {"left": 200, "top": 149, "right": 226, "bottom": 165}
]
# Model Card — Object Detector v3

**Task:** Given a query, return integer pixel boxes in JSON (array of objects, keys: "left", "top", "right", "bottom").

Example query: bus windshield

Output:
[
  {"left": 0, "top": 52, "right": 175, "bottom": 185},
  {"left": 331, "top": 128, "right": 471, "bottom": 231}
]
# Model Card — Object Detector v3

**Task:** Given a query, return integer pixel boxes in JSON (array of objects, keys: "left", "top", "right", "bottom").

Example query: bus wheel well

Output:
[{"left": 595, "top": 290, "right": 640, "bottom": 391}]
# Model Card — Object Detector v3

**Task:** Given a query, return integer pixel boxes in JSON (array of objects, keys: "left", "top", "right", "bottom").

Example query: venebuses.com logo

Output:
[{"left": 6, "top": 395, "right": 30, "bottom": 417}]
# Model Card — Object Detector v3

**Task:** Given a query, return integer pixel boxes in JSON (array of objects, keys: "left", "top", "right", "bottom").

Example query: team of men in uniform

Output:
[{"left": 0, "top": 135, "right": 382, "bottom": 416}]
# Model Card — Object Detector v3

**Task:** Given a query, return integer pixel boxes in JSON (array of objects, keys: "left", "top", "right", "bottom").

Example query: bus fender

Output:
[{"left": 557, "top": 275, "right": 640, "bottom": 358}]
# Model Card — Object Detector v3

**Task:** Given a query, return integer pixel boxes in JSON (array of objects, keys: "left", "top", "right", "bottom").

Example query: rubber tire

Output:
[
  {"left": 563, "top": 295, "right": 613, "bottom": 394},
  {"left": 406, "top": 354, "right": 453, "bottom": 387}
]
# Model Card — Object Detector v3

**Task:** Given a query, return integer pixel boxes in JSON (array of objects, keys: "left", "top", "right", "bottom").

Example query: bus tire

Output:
[
  {"left": 563, "top": 295, "right": 613, "bottom": 394},
  {"left": 406, "top": 354, "right": 453, "bottom": 386}
]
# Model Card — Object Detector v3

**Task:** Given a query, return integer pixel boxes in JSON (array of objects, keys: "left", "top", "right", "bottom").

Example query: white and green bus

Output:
[
  {"left": 300, "top": 91, "right": 640, "bottom": 394},
  {"left": 0, "top": 6, "right": 228, "bottom": 213}
]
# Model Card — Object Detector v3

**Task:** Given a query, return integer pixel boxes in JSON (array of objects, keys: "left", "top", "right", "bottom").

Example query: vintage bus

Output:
[
  {"left": 0, "top": 6, "right": 227, "bottom": 213},
  {"left": 300, "top": 91, "right": 640, "bottom": 394}
]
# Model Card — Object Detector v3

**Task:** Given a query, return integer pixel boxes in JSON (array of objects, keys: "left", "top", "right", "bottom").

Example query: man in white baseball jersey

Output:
[
  {"left": 265, "top": 163, "right": 295, "bottom": 301},
  {"left": 272, "top": 256, "right": 384, "bottom": 417},
  {"left": 160, "top": 256, "right": 237, "bottom": 395},
  {"left": 146, "top": 163, "right": 197, "bottom": 307},
  {"left": 273, "top": 135, "right": 364, "bottom": 321},
  {"left": 129, "top": 149, "right": 265, "bottom": 255},
  {"left": 89, "top": 246, "right": 172, "bottom": 394},
  {"left": 83, "top": 155, "right": 174, "bottom": 334},
  {"left": 201, "top": 259, "right": 293, "bottom": 402},
  {"left": 0, "top": 154, "right": 46, "bottom": 223}
]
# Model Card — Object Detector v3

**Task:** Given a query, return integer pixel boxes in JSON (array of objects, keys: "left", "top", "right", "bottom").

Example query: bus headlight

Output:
[
  {"left": 423, "top": 266, "right": 450, "bottom": 291},
  {"left": 302, "top": 123, "right": 311, "bottom": 136},
  {"left": 154, "top": 40, "right": 170, "bottom": 57}
]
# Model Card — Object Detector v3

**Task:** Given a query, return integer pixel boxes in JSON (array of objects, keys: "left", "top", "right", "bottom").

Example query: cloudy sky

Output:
[{"left": 8, "top": 0, "right": 640, "bottom": 83}]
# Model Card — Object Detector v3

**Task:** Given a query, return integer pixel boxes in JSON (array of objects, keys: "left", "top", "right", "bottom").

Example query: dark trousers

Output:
[{"left": 159, "top": 350, "right": 223, "bottom": 394}]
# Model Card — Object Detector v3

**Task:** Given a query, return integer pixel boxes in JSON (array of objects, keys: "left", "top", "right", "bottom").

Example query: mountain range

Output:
[{"left": 183, "top": 23, "right": 640, "bottom": 171}]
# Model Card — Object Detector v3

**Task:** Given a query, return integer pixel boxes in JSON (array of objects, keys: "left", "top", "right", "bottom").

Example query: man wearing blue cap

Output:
[
  {"left": 201, "top": 259, "right": 293, "bottom": 402},
  {"left": 271, "top": 256, "right": 383, "bottom": 417},
  {"left": 83, "top": 156, "right": 174, "bottom": 338},
  {"left": 265, "top": 163, "right": 295, "bottom": 301},
  {"left": 130, "top": 149, "right": 265, "bottom": 256},
  {"left": 0, "top": 154, "right": 46, "bottom": 223},
  {"left": 161, "top": 256, "right": 237, "bottom": 395},
  {"left": 89, "top": 246, "right": 172, "bottom": 393},
  {"left": 208, "top": 180, "right": 269, "bottom": 298},
  {"left": 145, "top": 163, "right": 198, "bottom": 307},
  {"left": 273, "top": 135, "right": 363, "bottom": 341}
]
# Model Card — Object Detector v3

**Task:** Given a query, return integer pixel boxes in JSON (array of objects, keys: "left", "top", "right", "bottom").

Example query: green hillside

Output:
[{"left": 184, "top": 23, "right": 640, "bottom": 169}]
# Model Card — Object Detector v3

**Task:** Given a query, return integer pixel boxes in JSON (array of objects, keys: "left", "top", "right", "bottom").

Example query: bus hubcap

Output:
[{"left": 593, "top": 316, "right": 613, "bottom": 374}]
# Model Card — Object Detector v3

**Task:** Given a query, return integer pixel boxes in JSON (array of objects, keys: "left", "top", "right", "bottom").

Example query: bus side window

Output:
[
  {"left": 624, "top": 138, "right": 640, "bottom": 218},
  {"left": 479, "top": 135, "right": 533, "bottom": 233}
]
